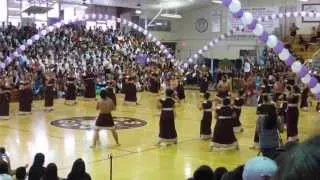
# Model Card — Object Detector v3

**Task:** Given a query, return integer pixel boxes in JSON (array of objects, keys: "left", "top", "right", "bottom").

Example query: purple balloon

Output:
[
  {"left": 233, "top": 9, "right": 244, "bottom": 18},
  {"left": 297, "top": 66, "right": 308, "bottom": 78},
  {"left": 273, "top": 41, "right": 284, "bottom": 54},
  {"left": 285, "top": 55, "right": 295, "bottom": 66},
  {"left": 259, "top": 31, "right": 269, "bottom": 43},
  {"left": 222, "top": 0, "right": 232, "bottom": 6},
  {"left": 31, "top": 35, "right": 36, "bottom": 41},
  {"left": 308, "top": 77, "right": 318, "bottom": 89},
  {"left": 247, "top": 19, "right": 257, "bottom": 30}
]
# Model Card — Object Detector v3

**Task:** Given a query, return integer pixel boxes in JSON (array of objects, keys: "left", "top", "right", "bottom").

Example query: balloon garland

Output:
[
  {"left": 0, "top": 14, "right": 174, "bottom": 70},
  {"left": 188, "top": 10, "right": 319, "bottom": 63},
  {"left": 220, "top": 0, "right": 320, "bottom": 99}
]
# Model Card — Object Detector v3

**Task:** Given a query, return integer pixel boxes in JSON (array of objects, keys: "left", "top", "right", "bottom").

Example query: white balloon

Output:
[
  {"left": 128, "top": 22, "right": 133, "bottom": 27},
  {"left": 47, "top": 26, "right": 54, "bottom": 32},
  {"left": 278, "top": 13, "right": 284, "bottom": 18},
  {"left": 143, "top": 30, "right": 148, "bottom": 35},
  {"left": 291, "top": 61, "right": 302, "bottom": 73},
  {"left": 253, "top": 24, "right": 264, "bottom": 36},
  {"left": 194, "top": 54, "right": 199, "bottom": 59},
  {"left": 156, "top": 41, "right": 161, "bottom": 46},
  {"left": 301, "top": 74, "right": 311, "bottom": 84},
  {"left": 20, "top": 45, "right": 26, "bottom": 51},
  {"left": 188, "top": 58, "right": 193, "bottom": 63},
  {"left": 104, "top": 14, "right": 109, "bottom": 19},
  {"left": 147, "top": 33, "right": 152, "bottom": 39},
  {"left": 160, "top": 45, "right": 165, "bottom": 50},
  {"left": 301, "top": 11, "right": 306, "bottom": 17},
  {"left": 34, "top": 34, "right": 40, "bottom": 40},
  {"left": 214, "top": 39, "right": 219, "bottom": 43},
  {"left": 311, "top": 84, "right": 320, "bottom": 94},
  {"left": 286, "top": 12, "right": 292, "bottom": 18},
  {"left": 117, "top": 18, "right": 121, "bottom": 23},
  {"left": 241, "top": 12, "right": 254, "bottom": 25},
  {"left": 138, "top": 27, "right": 143, "bottom": 32},
  {"left": 203, "top": 45, "right": 208, "bottom": 51},
  {"left": 279, "top": 49, "right": 290, "bottom": 61},
  {"left": 41, "top": 30, "right": 47, "bottom": 36},
  {"left": 122, "top": 19, "right": 127, "bottom": 25},
  {"left": 266, "top": 35, "right": 278, "bottom": 48},
  {"left": 198, "top": 50, "right": 203, "bottom": 54},
  {"left": 209, "top": 41, "right": 214, "bottom": 47},
  {"left": 271, "top": 14, "right": 277, "bottom": 20},
  {"left": 220, "top": 34, "right": 225, "bottom": 39},
  {"left": 133, "top": 24, "right": 138, "bottom": 29},
  {"left": 293, "top": 12, "right": 298, "bottom": 17},
  {"left": 228, "top": 0, "right": 241, "bottom": 13},
  {"left": 307, "top": 12, "right": 314, "bottom": 18},
  {"left": 27, "top": 39, "right": 33, "bottom": 45},
  {"left": 316, "top": 13, "right": 320, "bottom": 18},
  {"left": 91, "top": 14, "right": 96, "bottom": 19},
  {"left": 13, "top": 51, "right": 19, "bottom": 57},
  {"left": 184, "top": 63, "right": 189, "bottom": 68}
]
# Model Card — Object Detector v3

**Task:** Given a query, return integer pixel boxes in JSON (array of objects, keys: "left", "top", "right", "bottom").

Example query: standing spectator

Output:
[
  {"left": 289, "top": 23, "right": 299, "bottom": 43},
  {"left": 192, "top": 165, "right": 216, "bottom": 180},
  {"left": 0, "top": 147, "right": 11, "bottom": 174},
  {"left": 67, "top": 159, "right": 91, "bottom": 180},
  {"left": 28, "top": 153, "right": 45, "bottom": 180}
]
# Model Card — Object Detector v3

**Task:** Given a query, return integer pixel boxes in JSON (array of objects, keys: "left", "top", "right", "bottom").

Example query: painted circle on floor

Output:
[{"left": 50, "top": 116, "right": 147, "bottom": 130}]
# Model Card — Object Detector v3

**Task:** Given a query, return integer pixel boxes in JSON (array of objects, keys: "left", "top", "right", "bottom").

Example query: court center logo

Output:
[{"left": 51, "top": 116, "right": 147, "bottom": 130}]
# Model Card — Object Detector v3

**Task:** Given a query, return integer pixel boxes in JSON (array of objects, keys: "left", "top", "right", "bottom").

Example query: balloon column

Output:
[
  {"left": 188, "top": 10, "right": 319, "bottom": 63},
  {"left": 0, "top": 14, "right": 174, "bottom": 70},
  {"left": 221, "top": 0, "right": 320, "bottom": 99}
]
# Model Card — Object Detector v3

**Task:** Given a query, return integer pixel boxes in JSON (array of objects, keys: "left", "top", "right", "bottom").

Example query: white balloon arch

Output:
[{"left": 217, "top": 0, "right": 320, "bottom": 99}]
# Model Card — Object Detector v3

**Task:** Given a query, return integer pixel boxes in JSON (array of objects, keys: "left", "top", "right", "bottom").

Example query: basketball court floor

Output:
[{"left": 0, "top": 90, "right": 319, "bottom": 180}]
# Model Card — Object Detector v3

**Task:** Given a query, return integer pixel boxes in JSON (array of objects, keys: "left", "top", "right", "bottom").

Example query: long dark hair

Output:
[
  {"left": 32, "top": 153, "right": 45, "bottom": 167},
  {"left": 42, "top": 163, "right": 58, "bottom": 180},
  {"left": 67, "top": 158, "right": 88, "bottom": 180}
]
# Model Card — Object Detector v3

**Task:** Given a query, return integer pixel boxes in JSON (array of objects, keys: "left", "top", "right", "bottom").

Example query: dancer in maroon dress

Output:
[
  {"left": 0, "top": 76, "right": 11, "bottom": 120},
  {"left": 91, "top": 90, "right": 119, "bottom": 148},
  {"left": 107, "top": 80, "right": 117, "bottom": 106},
  {"left": 124, "top": 77, "right": 138, "bottom": 105},
  {"left": 18, "top": 74, "right": 33, "bottom": 115},
  {"left": 210, "top": 98, "right": 238, "bottom": 151},
  {"left": 199, "top": 72, "right": 209, "bottom": 96},
  {"left": 83, "top": 68, "right": 96, "bottom": 100},
  {"left": 44, "top": 72, "right": 55, "bottom": 111},
  {"left": 199, "top": 93, "right": 213, "bottom": 140},
  {"left": 300, "top": 85, "right": 309, "bottom": 111},
  {"left": 65, "top": 70, "right": 77, "bottom": 105},
  {"left": 232, "top": 89, "right": 245, "bottom": 133},
  {"left": 156, "top": 89, "right": 177, "bottom": 145},
  {"left": 286, "top": 86, "right": 300, "bottom": 142},
  {"left": 176, "top": 78, "right": 185, "bottom": 102},
  {"left": 149, "top": 73, "right": 160, "bottom": 94}
]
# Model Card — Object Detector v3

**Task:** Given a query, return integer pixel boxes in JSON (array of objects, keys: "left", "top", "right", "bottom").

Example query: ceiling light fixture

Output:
[
  {"left": 211, "top": 0, "right": 223, "bottom": 4},
  {"left": 161, "top": 13, "right": 182, "bottom": 19},
  {"left": 135, "top": 9, "right": 142, "bottom": 14}
]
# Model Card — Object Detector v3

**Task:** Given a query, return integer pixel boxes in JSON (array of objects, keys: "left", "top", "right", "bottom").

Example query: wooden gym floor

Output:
[{"left": 0, "top": 90, "right": 319, "bottom": 180}]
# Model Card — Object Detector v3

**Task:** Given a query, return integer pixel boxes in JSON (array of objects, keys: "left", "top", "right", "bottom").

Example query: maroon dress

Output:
[
  {"left": 233, "top": 97, "right": 245, "bottom": 132},
  {"left": 19, "top": 82, "right": 33, "bottom": 113},
  {"left": 95, "top": 113, "right": 115, "bottom": 129},
  {"left": 65, "top": 77, "right": 76, "bottom": 102},
  {"left": 176, "top": 82, "right": 185, "bottom": 100},
  {"left": 286, "top": 94, "right": 299, "bottom": 142},
  {"left": 159, "top": 98, "right": 177, "bottom": 141},
  {"left": 149, "top": 77, "right": 160, "bottom": 93},
  {"left": 44, "top": 79, "right": 55, "bottom": 109},
  {"left": 211, "top": 106, "right": 238, "bottom": 149},
  {"left": 124, "top": 82, "right": 137, "bottom": 103},
  {"left": 84, "top": 73, "right": 96, "bottom": 99},
  {"left": 200, "top": 100, "right": 212, "bottom": 139},
  {"left": 0, "top": 86, "right": 10, "bottom": 118}
]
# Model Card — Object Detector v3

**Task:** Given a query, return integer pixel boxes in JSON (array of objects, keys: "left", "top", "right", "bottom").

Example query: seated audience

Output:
[
  {"left": 15, "top": 167, "right": 27, "bottom": 180},
  {"left": 192, "top": 165, "right": 216, "bottom": 180},
  {"left": 0, "top": 161, "right": 12, "bottom": 180},
  {"left": 42, "top": 163, "right": 61, "bottom": 180},
  {"left": 67, "top": 159, "right": 91, "bottom": 180},
  {"left": 214, "top": 167, "right": 228, "bottom": 180},
  {"left": 28, "top": 153, "right": 45, "bottom": 180}
]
